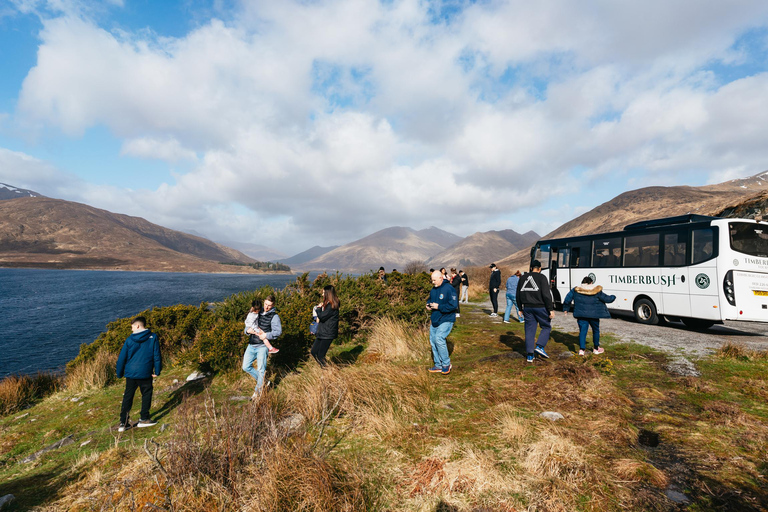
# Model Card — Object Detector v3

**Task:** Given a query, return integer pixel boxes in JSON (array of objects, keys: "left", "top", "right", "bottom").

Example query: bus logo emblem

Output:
[
  {"left": 733, "top": 259, "right": 739, "bottom": 266},
  {"left": 695, "top": 273, "right": 710, "bottom": 289},
  {"left": 588, "top": 273, "right": 596, "bottom": 283}
]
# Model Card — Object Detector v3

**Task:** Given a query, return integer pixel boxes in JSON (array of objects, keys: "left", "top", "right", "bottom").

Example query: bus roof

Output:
[{"left": 623, "top": 214, "right": 718, "bottom": 231}]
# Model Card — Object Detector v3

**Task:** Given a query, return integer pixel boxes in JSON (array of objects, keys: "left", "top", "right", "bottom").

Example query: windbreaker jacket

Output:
[
  {"left": 116, "top": 329, "right": 162, "bottom": 379},
  {"left": 516, "top": 272, "right": 554, "bottom": 312},
  {"left": 562, "top": 284, "right": 616, "bottom": 319},
  {"left": 429, "top": 281, "right": 458, "bottom": 327}
]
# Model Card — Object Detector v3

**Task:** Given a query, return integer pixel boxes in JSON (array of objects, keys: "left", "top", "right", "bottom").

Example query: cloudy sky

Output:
[{"left": 1, "top": 0, "right": 768, "bottom": 255}]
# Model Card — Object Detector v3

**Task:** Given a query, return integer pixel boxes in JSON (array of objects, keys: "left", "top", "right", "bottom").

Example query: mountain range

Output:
[{"left": 498, "top": 170, "right": 768, "bottom": 271}]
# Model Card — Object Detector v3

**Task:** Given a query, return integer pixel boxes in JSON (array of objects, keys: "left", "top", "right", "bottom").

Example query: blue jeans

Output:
[
  {"left": 522, "top": 308, "right": 551, "bottom": 354},
  {"left": 242, "top": 344, "right": 268, "bottom": 393},
  {"left": 504, "top": 294, "right": 522, "bottom": 322},
  {"left": 429, "top": 322, "right": 453, "bottom": 368},
  {"left": 577, "top": 318, "right": 600, "bottom": 350}
]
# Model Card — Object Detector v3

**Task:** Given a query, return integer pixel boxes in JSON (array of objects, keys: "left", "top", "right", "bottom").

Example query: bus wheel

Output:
[
  {"left": 634, "top": 299, "right": 659, "bottom": 325},
  {"left": 681, "top": 318, "right": 715, "bottom": 330}
]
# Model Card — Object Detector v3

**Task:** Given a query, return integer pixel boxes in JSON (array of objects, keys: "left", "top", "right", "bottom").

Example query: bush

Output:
[
  {"left": 65, "top": 349, "right": 118, "bottom": 393},
  {"left": 67, "top": 272, "right": 433, "bottom": 376},
  {"left": 0, "top": 372, "right": 61, "bottom": 416}
]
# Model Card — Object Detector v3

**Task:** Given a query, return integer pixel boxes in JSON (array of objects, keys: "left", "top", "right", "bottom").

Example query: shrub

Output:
[
  {"left": 0, "top": 372, "right": 61, "bottom": 416},
  {"left": 65, "top": 349, "right": 117, "bottom": 393}
]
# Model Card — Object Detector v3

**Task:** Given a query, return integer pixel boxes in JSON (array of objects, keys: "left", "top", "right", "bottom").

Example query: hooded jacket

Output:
[
  {"left": 429, "top": 280, "right": 458, "bottom": 327},
  {"left": 116, "top": 329, "right": 162, "bottom": 379},
  {"left": 562, "top": 284, "right": 616, "bottom": 319},
  {"left": 488, "top": 268, "right": 501, "bottom": 290}
]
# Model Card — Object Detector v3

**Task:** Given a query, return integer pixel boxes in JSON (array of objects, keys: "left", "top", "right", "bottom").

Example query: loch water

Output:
[{"left": 0, "top": 268, "right": 304, "bottom": 378}]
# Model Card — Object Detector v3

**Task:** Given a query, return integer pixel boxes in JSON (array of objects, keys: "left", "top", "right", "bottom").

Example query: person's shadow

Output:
[{"left": 152, "top": 378, "right": 210, "bottom": 421}]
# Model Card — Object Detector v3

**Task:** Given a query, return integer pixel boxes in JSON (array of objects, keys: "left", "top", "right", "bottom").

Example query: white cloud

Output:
[{"left": 6, "top": 0, "right": 768, "bottom": 254}]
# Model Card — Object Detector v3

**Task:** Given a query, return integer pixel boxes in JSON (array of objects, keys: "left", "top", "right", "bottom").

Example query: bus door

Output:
[
  {"left": 551, "top": 247, "right": 571, "bottom": 306},
  {"left": 660, "top": 231, "right": 691, "bottom": 318},
  {"left": 688, "top": 227, "right": 720, "bottom": 321}
]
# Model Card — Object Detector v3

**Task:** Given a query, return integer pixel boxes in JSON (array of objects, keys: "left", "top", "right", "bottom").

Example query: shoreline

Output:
[{"left": 0, "top": 265, "right": 296, "bottom": 276}]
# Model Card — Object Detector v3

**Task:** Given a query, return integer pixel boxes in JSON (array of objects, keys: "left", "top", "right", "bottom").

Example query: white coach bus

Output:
[{"left": 529, "top": 215, "right": 768, "bottom": 329}]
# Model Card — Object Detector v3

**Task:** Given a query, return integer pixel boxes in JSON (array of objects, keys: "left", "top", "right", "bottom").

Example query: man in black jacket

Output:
[
  {"left": 516, "top": 260, "right": 555, "bottom": 363},
  {"left": 488, "top": 263, "right": 501, "bottom": 317}
]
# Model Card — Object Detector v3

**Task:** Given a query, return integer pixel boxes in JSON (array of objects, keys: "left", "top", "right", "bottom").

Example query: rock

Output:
[
  {"left": 230, "top": 395, "right": 251, "bottom": 401},
  {"left": 80, "top": 440, "right": 92, "bottom": 447},
  {"left": 649, "top": 407, "right": 662, "bottom": 413},
  {"left": 664, "top": 357, "right": 700, "bottom": 377},
  {"left": 0, "top": 494, "right": 15, "bottom": 510},
  {"left": 22, "top": 435, "right": 75, "bottom": 463},
  {"left": 78, "top": 402, "right": 84, "bottom": 406},
  {"left": 70, "top": 397, "right": 80, "bottom": 402},
  {"left": 558, "top": 351, "right": 574, "bottom": 359},
  {"left": 160, "top": 424, "right": 169, "bottom": 432},
  {"left": 14, "top": 413, "right": 29, "bottom": 420},
  {"left": 172, "top": 379, "right": 179, "bottom": 384},
  {"left": 186, "top": 371, "right": 208, "bottom": 382},
  {"left": 665, "top": 488, "right": 690, "bottom": 504},
  {"left": 278, "top": 413, "right": 305, "bottom": 436},
  {"left": 540, "top": 411, "right": 564, "bottom": 421}
]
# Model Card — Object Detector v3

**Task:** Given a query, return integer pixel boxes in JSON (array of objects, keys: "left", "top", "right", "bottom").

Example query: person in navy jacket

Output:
[
  {"left": 563, "top": 276, "right": 616, "bottom": 355},
  {"left": 426, "top": 270, "right": 458, "bottom": 375},
  {"left": 116, "top": 316, "right": 162, "bottom": 431}
]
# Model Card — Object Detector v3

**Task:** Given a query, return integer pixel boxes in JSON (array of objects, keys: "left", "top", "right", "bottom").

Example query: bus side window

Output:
[
  {"left": 570, "top": 242, "right": 591, "bottom": 268},
  {"left": 594, "top": 237, "right": 622, "bottom": 267},
  {"left": 692, "top": 228, "right": 714, "bottom": 264},
  {"left": 664, "top": 232, "right": 686, "bottom": 266}
]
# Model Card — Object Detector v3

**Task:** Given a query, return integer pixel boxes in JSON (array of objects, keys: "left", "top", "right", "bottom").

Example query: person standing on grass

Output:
[
  {"left": 459, "top": 270, "right": 469, "bottom": 303},
  {"left": 450, "top": 268, "right": 461, "bottom": 318},
  {"left": 563, "top": 276, "right": 615, "bottom": 356},
  {"left": 504, "top": 270, "right": 524, "bottom": 324},
  {"left": 311, "top": 285, "right": 340, "bottom": 367},
  {"left": 242, "top": 294, "right": 282, "bottom": 398},
  {"left": 488, "top": 263, "right": 501, "bottom": 317},
  {"left": 116, "top": 316, "right": 161, "bottom": 432},
  {"left": 426, "top": 270, "right": 458, "bottom": 375},
  {"left": 244, "top": 299, "right": 278, "bottom": 354},
  {"left": 516, "top": 260, "right": 555, "bottom": 363}
]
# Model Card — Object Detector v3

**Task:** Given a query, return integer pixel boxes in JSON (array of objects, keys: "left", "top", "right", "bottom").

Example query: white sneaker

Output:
[
  {"left": 137, "top": 419, "right": 157, "bottom": 428},
  {"left": 578, "top": 349, "right": 585, "bottom": 356},
  {"left": 456, "top": 313, "right": 460, "bottom": 318},
  {"left": 489, "top": 313, "right": 498, "bottom": 317}
]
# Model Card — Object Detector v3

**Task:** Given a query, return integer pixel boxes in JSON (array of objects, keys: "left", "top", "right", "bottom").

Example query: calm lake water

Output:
[{"left": 0, "top": 268, "right": 307, "bottom": 378}]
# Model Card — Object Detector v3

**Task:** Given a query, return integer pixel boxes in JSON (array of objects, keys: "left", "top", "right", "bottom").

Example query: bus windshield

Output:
[{"left": 729, "top": 222, "right": 768, "bottom": 257}]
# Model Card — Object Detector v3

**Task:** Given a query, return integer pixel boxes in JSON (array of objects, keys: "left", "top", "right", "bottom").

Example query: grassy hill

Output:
[{"left": 1, "top": 294, "right": 767, "bottom": 510}]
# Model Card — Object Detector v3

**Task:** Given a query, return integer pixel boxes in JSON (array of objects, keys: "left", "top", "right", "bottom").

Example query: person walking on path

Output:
[
  {"left": 488, "top": 263, "right": 501, "bottom": 317},
  {"left": 242, "top": 294, "right": 282, "bottom": 398},
  {"left": 426, "top": 270, "right": 458, "bottom": 375},
  {"left": 563, "top": 276, "right": 616, "bottom": 356},
  {"left": 450, "top": 268, "right": 461, "bottom": 318},
  {"left": 311, "top": 285, "right": 340, "bottom": 367},
  {"left": 459, "top": 270, "right": 469, "bottom": 303},
  {"left": 116, "top": 316, "right": 161, "bottom": 431},
  {"left": 516, "top": 260, "right": 555, "bottom": 363},
  {"left": 504, "top": 270, "right": 524, "bottom": 323}
]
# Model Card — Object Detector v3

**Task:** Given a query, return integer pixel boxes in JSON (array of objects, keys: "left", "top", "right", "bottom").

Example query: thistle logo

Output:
[
  {"left": 588, "top": 273, "right": 596, "bottom": 283},
  {"left": 695, "top": 273, "right": 710, "bottom": 289}
]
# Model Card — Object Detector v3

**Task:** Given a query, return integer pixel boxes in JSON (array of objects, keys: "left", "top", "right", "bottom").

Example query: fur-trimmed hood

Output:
[{"left": 575, "top": 283, "right": 603, "bottom": 295}]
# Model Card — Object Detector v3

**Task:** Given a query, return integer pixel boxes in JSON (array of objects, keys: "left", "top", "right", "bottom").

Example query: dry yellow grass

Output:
[
  {"left": 612, "top": 458, "right": 669, "bottom": 488},
  {"left": 366, "top": 316, "right": 429, "bottom": 362},
  {"left": 0, "top": 372, "right": 60, "bottom": 415},
  {"left": 64, "top": 349, "right": 117, "bottom": 393}
]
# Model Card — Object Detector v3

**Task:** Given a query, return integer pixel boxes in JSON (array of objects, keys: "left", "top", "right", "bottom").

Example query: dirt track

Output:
[{"left": 475, "top": 295, "right": 768, "bottom": 359}]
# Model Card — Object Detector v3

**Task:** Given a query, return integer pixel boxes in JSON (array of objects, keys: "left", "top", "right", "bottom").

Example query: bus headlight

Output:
[{"left": 723, "top": 270, "right": 736, "bottom": 306}]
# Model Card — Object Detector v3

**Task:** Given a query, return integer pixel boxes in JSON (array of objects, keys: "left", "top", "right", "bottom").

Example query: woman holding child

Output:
[{"left": 311, "top": 285, "right": 340, "bottom": 367}]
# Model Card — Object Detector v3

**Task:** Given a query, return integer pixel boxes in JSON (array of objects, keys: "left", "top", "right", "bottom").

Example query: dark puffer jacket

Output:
[
  {"left": 562, "top": 284, "right": 616, "bottom": 319},
  {"left": 116, "top": 329, "right": 162, "bottom": 379},
  {"left": 316, "top": 305, "right": 339, "bottom": 340}
]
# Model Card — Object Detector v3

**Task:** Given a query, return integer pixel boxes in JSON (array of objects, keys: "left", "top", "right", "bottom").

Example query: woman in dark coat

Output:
[
  {"left": 311, "top": 285, "right": 340, "bottom": 367},
  {"left": 562, "top": 276, "right": 616, "bottom": 355}
]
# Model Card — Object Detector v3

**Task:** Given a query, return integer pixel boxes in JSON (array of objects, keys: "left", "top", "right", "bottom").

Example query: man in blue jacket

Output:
[
  {"left": 426, "top": 270, "right": 458, "bottom": 375},
  {"left": 116, "top": 316, "right": 162, "bottom": 431}
]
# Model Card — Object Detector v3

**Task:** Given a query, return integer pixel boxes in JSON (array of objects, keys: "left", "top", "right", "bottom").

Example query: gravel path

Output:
[{"left": 473, "top": 295, "right": 768, "bottom": 360}]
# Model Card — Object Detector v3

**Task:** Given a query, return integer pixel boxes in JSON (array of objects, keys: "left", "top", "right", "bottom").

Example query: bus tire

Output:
[
  {"left": 681, "top": 318, "right": 715, "bottom": 330},
  {"left": 634, "top": 298, "right": 658, "bottom": 325}
]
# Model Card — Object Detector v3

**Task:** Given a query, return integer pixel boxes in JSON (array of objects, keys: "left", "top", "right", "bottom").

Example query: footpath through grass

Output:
[{"left": 1, "top": 303, "right": 767, "bottom": 511}]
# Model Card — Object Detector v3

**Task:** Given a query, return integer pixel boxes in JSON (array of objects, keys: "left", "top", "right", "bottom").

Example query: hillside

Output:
[
  {"left": 0, "top": 197, "right": 274, "bottom": 273},
  {"left": 427, "top": 229, "right": 540, "bottom": 269},
  {"left": 279, "top": 245, "right": 339, "bottom": 266},
  {"left": 295, "top": 226, "right": 461, "bottom": 273},
  {"left": 0, "top": 182, "right": 43, "bottom": 200},
  {"left": 498, "top": 171, "right": 768, "bottom": 271}
]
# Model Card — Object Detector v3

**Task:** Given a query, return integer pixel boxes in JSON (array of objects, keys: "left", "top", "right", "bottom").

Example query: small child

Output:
[{"left": 245, "top": 299, "right": 279, "bottom": 354}]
